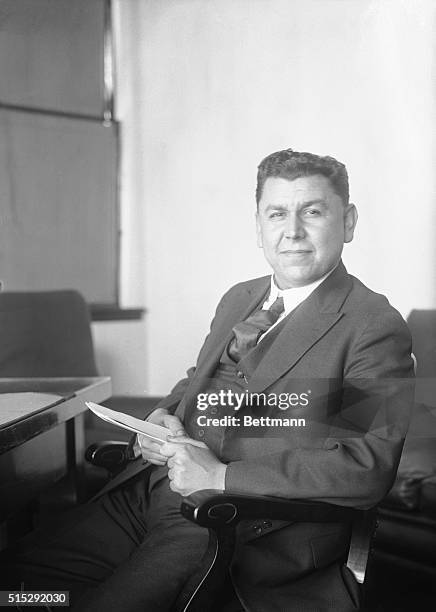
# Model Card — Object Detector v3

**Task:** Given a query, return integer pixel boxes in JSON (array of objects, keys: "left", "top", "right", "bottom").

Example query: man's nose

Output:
[{"left": 284, "top": 213, "right": 305, "bottom": 239}]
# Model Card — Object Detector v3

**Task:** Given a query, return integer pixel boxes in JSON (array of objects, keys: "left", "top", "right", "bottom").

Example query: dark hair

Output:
[{"left": 256, "top": 148, "right": 349, "bottom": 206}]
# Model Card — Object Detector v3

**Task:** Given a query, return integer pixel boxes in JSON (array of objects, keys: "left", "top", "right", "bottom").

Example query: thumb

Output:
[{"left": 163, "top": 414, "right": 186, "bottom": 437}]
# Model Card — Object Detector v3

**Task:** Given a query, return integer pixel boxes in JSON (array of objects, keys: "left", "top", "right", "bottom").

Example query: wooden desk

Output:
[{"left": 0, "top": 377, "right": 111, "bottom": 529}]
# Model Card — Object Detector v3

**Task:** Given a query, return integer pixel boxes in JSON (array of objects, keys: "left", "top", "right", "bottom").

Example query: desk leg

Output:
[{"left": 66, "top": 413, "right": 87, "bottom": 503}]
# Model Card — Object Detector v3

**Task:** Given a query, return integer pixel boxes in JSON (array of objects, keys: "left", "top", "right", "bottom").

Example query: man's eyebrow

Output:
[
  {"left": 263, "top": 199, "right": 327, "bottom": 211},
  {"left": 263, "top": 203, "right": 288, "bottom": 211},
  {"left": 300, "top": 199, "right": 327, "bottom": 207}
]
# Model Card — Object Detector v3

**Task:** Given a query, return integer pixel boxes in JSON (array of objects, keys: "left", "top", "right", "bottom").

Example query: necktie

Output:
[{"left": 227, "top": 296, "right": 285, "bottom": 362}]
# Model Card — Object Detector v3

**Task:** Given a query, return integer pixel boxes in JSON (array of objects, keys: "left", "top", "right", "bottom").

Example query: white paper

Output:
[{"left": 86, "top": 401, "right": 170, "bottom": 443}]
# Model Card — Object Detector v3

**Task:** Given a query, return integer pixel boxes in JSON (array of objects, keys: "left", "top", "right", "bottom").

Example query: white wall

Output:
[{"left": 95, "top": 0, "right": 436, "bottom": 396}]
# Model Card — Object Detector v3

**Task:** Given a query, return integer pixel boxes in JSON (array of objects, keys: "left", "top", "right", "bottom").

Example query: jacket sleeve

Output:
[{"left": 224, "top": 310, "right": 415, "bottom": 509}]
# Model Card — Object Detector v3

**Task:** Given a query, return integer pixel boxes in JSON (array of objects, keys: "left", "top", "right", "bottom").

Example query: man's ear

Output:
[
  {"left": 256, "top": 212, "right": 263, "bottom": 248},
  {"left": 344, "top": 203, "right": 358, "bottom": 243}
]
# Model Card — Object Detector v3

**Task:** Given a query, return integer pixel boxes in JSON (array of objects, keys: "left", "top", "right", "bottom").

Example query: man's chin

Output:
[{"left": 275, "top": 266, "right": 315, "bottom": 289}]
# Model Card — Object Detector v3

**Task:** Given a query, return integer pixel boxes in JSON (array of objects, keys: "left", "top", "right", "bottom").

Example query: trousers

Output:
[{"left": 1, "top": 469, "right": 210, "bottom": 612}]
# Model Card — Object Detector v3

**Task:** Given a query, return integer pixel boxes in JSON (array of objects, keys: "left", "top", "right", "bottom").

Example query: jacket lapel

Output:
[
  {"left": 245, "top": 262, "right": 353, "bottom": 393},
  {"left": 194, "top": 277, "right": 270, "bottom": 377}
]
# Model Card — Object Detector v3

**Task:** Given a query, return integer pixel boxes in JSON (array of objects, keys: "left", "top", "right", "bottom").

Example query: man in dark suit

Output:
[{"left": 3, "top": 149, "right": 414, "bottom": 611}]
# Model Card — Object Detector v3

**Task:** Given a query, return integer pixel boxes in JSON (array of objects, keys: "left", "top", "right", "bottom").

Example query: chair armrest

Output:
[
  {"left": 181, "top": 489, "right": 361, "bottom": 528},
  {"left": 85, "top": 441, "right": 132, "bottom": 473},
  {"left": 180, "top": 490, "right": 376, "bottom": 590}
]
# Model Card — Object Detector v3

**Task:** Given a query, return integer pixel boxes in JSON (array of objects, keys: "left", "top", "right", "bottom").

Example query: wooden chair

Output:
[
  {"left": 87, "top": 445, "right": 379, "bottom": 611},
  {"left": 175, "top": 490, "right": 377, "bottom": 611}
]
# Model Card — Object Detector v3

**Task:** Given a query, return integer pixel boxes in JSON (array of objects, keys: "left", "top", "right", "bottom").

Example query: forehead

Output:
[{"left": 260, "top": 175, "right": 339, "bottom": 205}]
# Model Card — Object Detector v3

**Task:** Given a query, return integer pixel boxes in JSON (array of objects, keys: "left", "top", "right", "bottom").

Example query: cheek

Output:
[
  {"left": 313, "top": 227, "right": 343, "bottom": 252},
  {"left": 261, "top": 229, "right": 280, "bottom": 250}
]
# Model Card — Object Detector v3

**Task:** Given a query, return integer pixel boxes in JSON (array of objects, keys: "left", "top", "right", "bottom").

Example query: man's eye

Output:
[
  {"left": 304, "top": 208, "right": 321, "bottom": 216},
  {"left": 269, "top": 211, "right": 286, "bottom": 219}
]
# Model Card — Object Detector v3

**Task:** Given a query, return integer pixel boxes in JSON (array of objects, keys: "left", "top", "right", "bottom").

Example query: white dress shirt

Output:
[{"left": 259, "top": 264, "right": 337, "bottom": 340}]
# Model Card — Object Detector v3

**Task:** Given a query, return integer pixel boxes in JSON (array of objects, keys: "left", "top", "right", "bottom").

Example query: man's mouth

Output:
[{"left": 280, "top": 249, "right": 312, "bottom": 255}]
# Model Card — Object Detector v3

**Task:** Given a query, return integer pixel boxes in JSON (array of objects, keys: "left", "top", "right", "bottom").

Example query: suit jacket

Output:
[{"left": 104, "top": 261, "right": 414, "bottom": 611}]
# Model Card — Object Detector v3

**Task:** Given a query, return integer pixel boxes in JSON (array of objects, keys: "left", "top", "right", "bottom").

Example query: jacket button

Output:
[
  {"left": 210, "top": 407, "right": 218, "bottom": 415},
  {"left": 253, "top": 524, "right": 262, "bottom": 535},
  {"left": 198, "top": 429, "right": 205, "bottom": 437},
  {"left": 237, "top": 370, "right": 245, "bottom": 379}
]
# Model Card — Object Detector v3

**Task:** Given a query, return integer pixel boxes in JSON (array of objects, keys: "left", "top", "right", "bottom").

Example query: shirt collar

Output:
[{"left": 266, "top": 264, "right": 338, "bottom": 316}]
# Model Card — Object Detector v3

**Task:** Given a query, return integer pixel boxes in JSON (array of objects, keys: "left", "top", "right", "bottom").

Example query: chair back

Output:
[
  {"left": 0, "top": 290, "right": 98, "bottom": 377},
  {"left": 407, "top": 309, "right": 436, "bottom": 377}
]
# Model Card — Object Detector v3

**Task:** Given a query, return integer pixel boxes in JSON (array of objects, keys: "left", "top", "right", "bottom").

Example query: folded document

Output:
[{"left": 86, "top": 401, "right": 170, "bottom": 443}]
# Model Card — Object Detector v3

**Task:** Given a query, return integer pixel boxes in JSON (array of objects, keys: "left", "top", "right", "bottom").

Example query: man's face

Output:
[{"left": 256, "top": 175, "right": 357, "bottom": 289}]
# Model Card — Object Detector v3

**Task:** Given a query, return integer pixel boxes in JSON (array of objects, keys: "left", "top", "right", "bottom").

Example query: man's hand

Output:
[
  {"left": 160, "top": 438, "right": 227, "bottom": 496},
  {"left": 137, "top": 408, "right": 186, "bottom": 466}
]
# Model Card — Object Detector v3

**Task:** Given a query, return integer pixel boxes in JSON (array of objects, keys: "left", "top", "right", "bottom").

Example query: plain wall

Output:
[{"left": 93, "top": 0, "right": 436, "bottom": 396}]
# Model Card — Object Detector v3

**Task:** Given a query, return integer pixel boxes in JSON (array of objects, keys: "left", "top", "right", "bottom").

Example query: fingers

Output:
[
  {"left": 169, "top": 479, "right": 180, "bottom": 494},
  {"left": 168, "top": 470, "right": 186, "bottom": 496},
  {"left": 160, "top": 441, "right": 193, "bottom": 458},
  {"left": 138, "top": 435, "right": 161, "bottom": 453},
  {"left": 162, "top": 414, "right": 186, "bottom": 437},
  {"left": 137, "top": 435, "right": 167, "bottom": 465},
  {"left": 167, "top": 456, "right": 177, "bottom": 468},
  {"left": 146, "top": 407, "right": 170, "bottom": 426},
  {"left": 160, "top": 442, "right": 180, "bottom": 458},
  {"left": 160, "top": 438, "right": 208, "bottom": 458},
  {"left": 146, "top": 452, "right": 167, "bottom": 466},
  {"left": 166, "top": 435, "right": 207, "bottom": 448}
]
